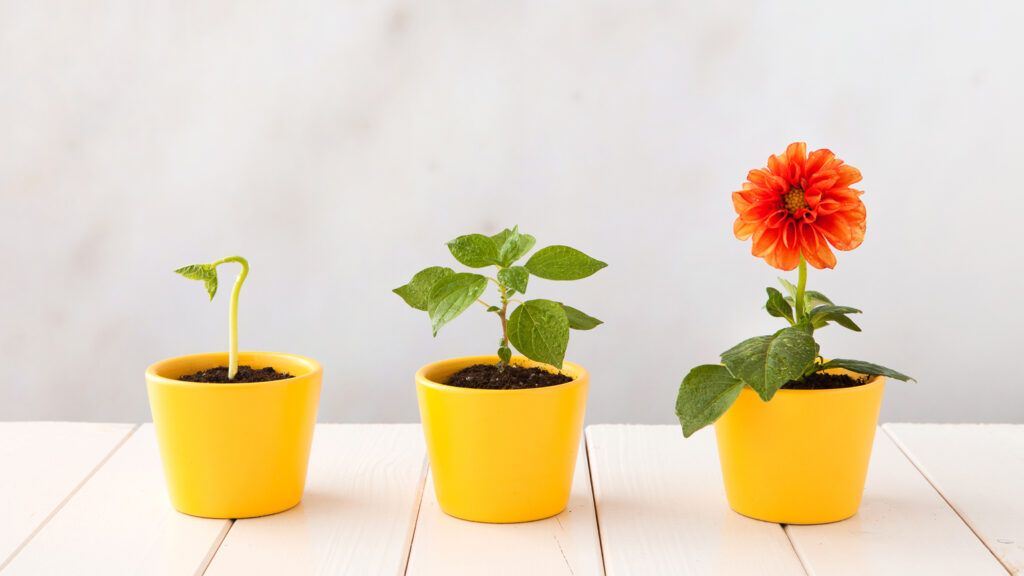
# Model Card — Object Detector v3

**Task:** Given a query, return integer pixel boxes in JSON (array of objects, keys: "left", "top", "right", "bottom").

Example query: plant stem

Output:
[
  {"left": 498, "top": 282, "right": 510, "bottom": 364},
  {"left": 794, "top": 256, "right": 807, "bottom": 322},
  {"left": 213, "top": 256, "right": 249, "bottom": 379}
]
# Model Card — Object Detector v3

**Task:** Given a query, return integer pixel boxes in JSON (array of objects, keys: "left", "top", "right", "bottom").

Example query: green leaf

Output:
[
  {"left": 721, "top": 327, "right": 819, "bottom": 401},
  {"left": 426, "top": 273, "right": 488, "bottom": 336},
  {"left": 525, "top": 245, "right": 607, "bottom": 280},
  {"left": 497, "top": 266, "right": 530, "bottom": 293},
  {"left": 446, "top": 234, "right": 499, "bottom": 268},
  {"left": 818, "top": 359, "right": 916, "bottom": 382},
  {"left": 175, "top": 264, "right": 219, "bottom": 300},
  {"left": 393, "top": 266, "right": 454, "bottom": 311},
  {"left": 561, "top": 304, "right": 603, "bottom": 330},
  {"left": 507, "top": 299, "right": 570, "bottom": 368},
  {"left": 805, "top": 291, "right": 834, "bottom": 307},
  {"left": 498, "top": 345, "right": 512, "bottom": 364},
  {"left": 675, "top": 365, "right": 745, "bottom": 438},
  {"left": 493, "top": 226, "right": 536, "bottom": 266},
  {"left": 486, "top": 305, "right": 501, "bottom": 313},
  {"left": 778, "top": 277, "right": 798, "bottom": 298},
  {"left": 809, "top": 305, "right": 862, "bottom": 332},
  {"left": 765, "top": 287, "right": 793, "bottom": 322}
]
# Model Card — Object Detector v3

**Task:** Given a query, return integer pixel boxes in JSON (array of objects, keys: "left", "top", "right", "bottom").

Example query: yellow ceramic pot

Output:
[
  {"left": 146, "top": 351, "right": 321, "bottom": 519},
  {"left": 714, "top": 370, "right": 884, "bottom": 524},
  {"left": 416, "top": 355, "right": 588, "bottom": 523}
]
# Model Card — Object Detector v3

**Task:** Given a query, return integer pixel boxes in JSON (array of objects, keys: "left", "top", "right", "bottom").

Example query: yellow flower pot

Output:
[
  {"left": 146, "top": 351, "right": 322, "bottom": 519},
  {"left": 416, "top": 355, "right": 588, "bottom": 523},
  {"left": 714, "top": 370, "right": 884, "bottom": 524}
]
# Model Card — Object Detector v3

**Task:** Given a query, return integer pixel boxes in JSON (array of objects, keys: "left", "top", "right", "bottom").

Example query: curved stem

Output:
[
  {"left": 213, "top": 256, "right": 249, "bottom": 379},
  {"left": 794, "top": 256, "right": 808, "bottom": 322}
]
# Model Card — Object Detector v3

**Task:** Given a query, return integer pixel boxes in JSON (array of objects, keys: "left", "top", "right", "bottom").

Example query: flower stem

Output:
[
  {"left": 794, "top": 256, "right": 807, "bottom": 322},
  {"left": 214, "top": 256, "right": 249, "bottom": 379}
]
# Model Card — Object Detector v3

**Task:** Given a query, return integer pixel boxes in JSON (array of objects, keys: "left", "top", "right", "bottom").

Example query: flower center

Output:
[{"left": 782, "top": 188, "right": 809, "bottom": 214}]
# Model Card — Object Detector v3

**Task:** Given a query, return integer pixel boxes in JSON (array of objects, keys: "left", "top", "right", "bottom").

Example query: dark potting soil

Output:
[
  {"left": 782, "top": 371, "right": 868, "bottom": 390},
  {"left": 446, "top": 363, "right": 573, "bottom": 390},
  {"left": 179, "top": 365, "right": 294, "bottom": 383}
]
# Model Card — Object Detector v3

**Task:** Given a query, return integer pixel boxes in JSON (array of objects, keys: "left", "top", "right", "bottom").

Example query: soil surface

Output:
[
  {"left": 782, "top": 371, "right": 868, "bottom": 390},
  {"left": 179, "top": 365, "right": 294, "bottom": 383},
  {"left": 446, "top": 363, "right": 572, "bottom": 390}
]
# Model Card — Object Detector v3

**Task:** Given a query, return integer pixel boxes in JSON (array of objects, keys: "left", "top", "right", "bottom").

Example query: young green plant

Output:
[
  {"left": 675, "top": 257, "right": 914, "bottom": 437},
  {"left": 394, "top": 227, "right": 606, "bottom": 369},
  {"left": 175, "top": 256, "right": 249, "bottom": 380}
]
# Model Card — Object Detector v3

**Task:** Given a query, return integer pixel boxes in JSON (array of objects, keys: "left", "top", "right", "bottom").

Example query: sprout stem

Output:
[{"left": 213, "top": 256, "right": 249, "bottom": 379}]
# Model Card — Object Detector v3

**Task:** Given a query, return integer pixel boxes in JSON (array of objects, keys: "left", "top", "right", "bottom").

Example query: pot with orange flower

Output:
[{"left": 675, "top": 143, "right": 914, "bottom": 524}]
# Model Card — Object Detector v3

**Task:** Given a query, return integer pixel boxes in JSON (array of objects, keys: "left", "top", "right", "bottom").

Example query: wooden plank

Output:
[
  {"left": 886, "top": 423, "right": 1023, "bottom": 574},
  {"left": 786, "top": 430, "right": 1006, "bottom": 575},
  {"left": 586, "top": 425, "right": 804, "bottom": 576},
  {"left": 0, "top": 422, "right": 136, "bottom": 569},
  {"left": 205, "top": 424, "right": 426, "bottom": 576},
  {"left": 405, "top": 443, "right": 603, "bottom": 576},
  {"left": 2, "top": 424, "right": 231, "bottom": 576}
]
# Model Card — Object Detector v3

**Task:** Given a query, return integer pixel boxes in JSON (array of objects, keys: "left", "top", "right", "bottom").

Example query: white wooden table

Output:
[{"left": 0, "top": 423, "right": 1020, "bottom": 575}]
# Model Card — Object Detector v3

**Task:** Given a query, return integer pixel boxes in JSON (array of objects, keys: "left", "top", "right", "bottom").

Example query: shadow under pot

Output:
[
  {"left": 714, "top": 369, "right": 885, "bottom": 524},
  {"left": 146, "top": 351, "right": 322, "bottom": 519},
  {"left": 416, "top": 355, "right": 588, "bottom": 523}
]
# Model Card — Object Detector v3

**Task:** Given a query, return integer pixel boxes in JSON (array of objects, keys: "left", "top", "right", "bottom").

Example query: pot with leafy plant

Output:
[
  {"left": 395, "top": 227, "right": 605, "bottom": 523},
  {"left": 146, "top": 256, "right": 322, "bottom": 519},
  {"left": 675, "top": 143, "right": 914, "bottom": 524}
]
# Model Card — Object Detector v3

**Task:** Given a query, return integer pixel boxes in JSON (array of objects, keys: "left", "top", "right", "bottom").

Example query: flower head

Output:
[{"left": 732, "top": 142, "right": 866, "bottom": 270}]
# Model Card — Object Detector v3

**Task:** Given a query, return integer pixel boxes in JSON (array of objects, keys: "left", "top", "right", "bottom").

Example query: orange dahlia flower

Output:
[{"left": 732, "top": 142, "right": 866, "bottom": 270}]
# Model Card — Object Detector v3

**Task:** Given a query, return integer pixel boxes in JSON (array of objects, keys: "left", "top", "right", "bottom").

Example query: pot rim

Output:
[
  {"left": 145, "top": 350, "right": 322, "bottom": 389},
  {"left": 415, "top": 355, "right": 588, "bottom": 395}
]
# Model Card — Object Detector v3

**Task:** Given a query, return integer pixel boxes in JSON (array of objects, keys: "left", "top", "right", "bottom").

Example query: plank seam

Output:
[
  {"left": 401, "top": 455, "right": 430, "bottom": 576},
  {"left": 882, "top": 425, "right": 1013, "bottom": 575},
  {"left": 780, "top": 524, "right": 812, "bottom": 576},
  {"left": 0, "top": 423, "right": 141, "bottom": 572},
  {"left": 584, "top": 428, "right": 608, "bottom": 576},
  {"left": 197, "top": 519, "right": 235, "bottom": 576}
]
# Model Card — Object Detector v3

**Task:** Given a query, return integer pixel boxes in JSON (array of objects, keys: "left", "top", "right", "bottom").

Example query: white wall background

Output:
[{"left": 2, "top": 0, "right": 1022, "bottom": 424}]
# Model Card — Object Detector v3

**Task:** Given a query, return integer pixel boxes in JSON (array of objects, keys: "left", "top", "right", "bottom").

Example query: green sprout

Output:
[
  {"left": 175, "top": 256, "right": 249, "bottom": 379},
  {"left": 393, "top": 226, "right": 606, "bottom": 369}
]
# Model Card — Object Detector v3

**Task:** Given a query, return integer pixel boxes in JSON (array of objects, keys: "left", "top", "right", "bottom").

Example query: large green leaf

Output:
[
  {"left": 507, "top": 299, "right": 570, "bottom": 368},
  {"left": 393, "top": 266, "right": 454, "bottom": 311},
  {"left": 675, "top": 365, "right": 745, "bottom": 438},
  {"left": 720, "top": 327, "right": 818, "bottom": 401},
  {"left": 427, "top": 273, "right": 488, "bottom": 335},
  {"left": 561, "top": 304, "right": 602, "bottom": 330},
  {"left": 446, "top": 234, "right": 499, "bottom": 268},
  {"left": 525, "top": 245, "right": 607, "bottom": 280},
  {"left": 175, "top": 264, "right": 218, "bottom": 300},
  {"left": 492, "top": 226, "right": 536, "bottom": 266},
  {"left": 818, "top": 359, "right": 916, "bottom": 382},
  {"left": 765, "top": 287, "right": 793, "bottom": 322},
  {"left": 497, "top": 266, "right": 529, "bottom": 293}
]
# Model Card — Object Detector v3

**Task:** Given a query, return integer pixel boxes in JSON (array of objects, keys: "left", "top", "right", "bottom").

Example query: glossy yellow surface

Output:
[
  {"left": 416, "top": 356, "right": 588, "bottom": 523},
  {"left": 715, "top": 371, "right": 885, "bottom": 524},
  {"left": 146, "top": 351, "right": 321, "bottom": 519}
]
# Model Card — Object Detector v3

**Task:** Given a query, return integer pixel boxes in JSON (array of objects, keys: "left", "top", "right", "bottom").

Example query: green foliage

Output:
[
  {"left": 562, "top": 304, "right": 603, "bottom": 330},
  {"left": 675, "top": 365, "right": 744, "bottom": 437},
  {"left": 721, "top": 327, "right": 818, "bottom": 401},
  {"left": 175, "top": 264, "right": 219, "bottom": 300},
  {"left": 525, "top": 246, "right": 607, "bottom": 280},
  {"left": 393, "top": 267, "right": 454, "bottom": 311},
  {"left": 818, "top": 359, "right": 916, "bottom": 382},
  {"left": 675, "top": 265, "right": 914, "bottom": 437},
  {"left": 427, "top": 273, "right": 488, "bottom": 336},
  {"left": 393, "top": 227, "right": 605, "bottom": 369},
  {"left": 508, "top": 299, "right": 570, "bottom": 368}
]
